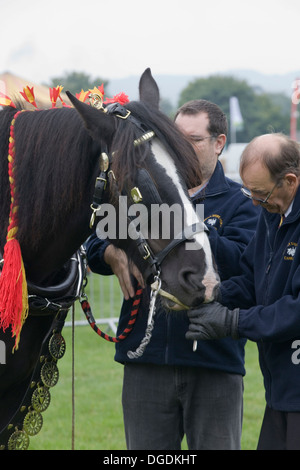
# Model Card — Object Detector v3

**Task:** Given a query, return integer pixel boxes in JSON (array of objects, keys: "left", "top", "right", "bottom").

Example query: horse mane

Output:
[
  {"left": 0, "top": 105, "right": 99, "bottom": 251},
  {"left": 109, "top": 101, "right": 203, "bottom": 191}
]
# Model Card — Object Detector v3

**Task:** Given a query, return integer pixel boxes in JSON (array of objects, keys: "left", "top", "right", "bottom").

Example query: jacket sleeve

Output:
[
  {"left": 219, "top": 231, "right": 300, "bottom": 342},
  {"left": 85, "top": 233, "right": 113, "bottom": 276},
  {"left": 238, "top": 289, "right": 300, "bottom": 342},
  {"left": 220, "top": 233, "right": 257, "bottom": 309},
  {"left": 206, "top": 194, "right": 259, "bottom": 280}
]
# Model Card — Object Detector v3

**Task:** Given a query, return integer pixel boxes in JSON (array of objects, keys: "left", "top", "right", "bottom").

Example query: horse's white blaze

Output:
[{"left": 151, "top": 140, "right": 218, "bottom": 298}]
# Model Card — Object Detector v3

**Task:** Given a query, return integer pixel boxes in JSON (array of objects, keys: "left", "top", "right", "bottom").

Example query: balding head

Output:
[{"left": 240, "top": 133, "right": 300, "bottom": 183}]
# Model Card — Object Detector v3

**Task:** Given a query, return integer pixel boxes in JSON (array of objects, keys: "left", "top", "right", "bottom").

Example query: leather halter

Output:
[{"left": 89, "top": 104, "right": 208, "bottom": 285}]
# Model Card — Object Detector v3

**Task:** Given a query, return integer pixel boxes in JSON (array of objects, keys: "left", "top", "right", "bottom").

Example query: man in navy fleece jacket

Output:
[{"left": 186, "top": 132, "right": 300, "bottom": 450}]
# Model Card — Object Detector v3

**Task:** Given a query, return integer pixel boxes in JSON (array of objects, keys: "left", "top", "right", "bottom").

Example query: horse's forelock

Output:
[{"left": 110, "top": 101, "right": 203, "bottom": 192}]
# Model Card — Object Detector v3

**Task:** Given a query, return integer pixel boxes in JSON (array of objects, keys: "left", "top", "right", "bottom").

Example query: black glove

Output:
[{"left": 185, "top": 302, "right": 240, "bottom": 341}]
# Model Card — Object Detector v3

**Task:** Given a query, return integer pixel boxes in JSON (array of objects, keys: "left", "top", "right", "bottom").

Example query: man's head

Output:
[
  {"left": 175, "top": 100, "right": 227, "bottom": 183},
  {"left": 240, "top": 133, "right": 300, "bottom": 214}
]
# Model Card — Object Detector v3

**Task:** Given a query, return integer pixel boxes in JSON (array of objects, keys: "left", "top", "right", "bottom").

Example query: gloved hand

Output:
[{"left": 185, "top": 302, "right": 240, "bottom": 341}]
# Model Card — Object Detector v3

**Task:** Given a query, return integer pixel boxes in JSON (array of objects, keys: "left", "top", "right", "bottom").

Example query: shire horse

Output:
[{"left": 0, "top": 69, "right": 219, "bottom": 449}]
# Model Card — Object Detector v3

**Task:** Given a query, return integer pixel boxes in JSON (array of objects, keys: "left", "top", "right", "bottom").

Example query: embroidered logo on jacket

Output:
[
  {"left": 284, "top": 242, "right": 298, "bottom": 260},
  {"left": 204, "top": 214, "right": 223, "bottom": 230}
]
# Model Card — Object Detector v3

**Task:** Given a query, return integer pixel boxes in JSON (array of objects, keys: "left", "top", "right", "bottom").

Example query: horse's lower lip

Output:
[
  {"left": 158, "top": 289, "right": 189, "bottom": 310},
  {"left": 165, "top": 300, "right": 187, "bottom": 311}
]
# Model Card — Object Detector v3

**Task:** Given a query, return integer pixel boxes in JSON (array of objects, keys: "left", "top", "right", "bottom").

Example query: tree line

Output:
[{"left": 48, "top": 72, "right": 292, "bottom": 143}]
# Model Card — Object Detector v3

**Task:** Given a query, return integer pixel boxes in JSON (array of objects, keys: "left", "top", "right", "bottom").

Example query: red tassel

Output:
[{"left": 0, "top": 240, "right": 24, "bottom": 326}]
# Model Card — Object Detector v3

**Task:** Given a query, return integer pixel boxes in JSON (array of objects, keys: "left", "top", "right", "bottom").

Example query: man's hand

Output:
[
  {"left": 185, "top": 302, "right": 240, "bottom": 341},
  {"left": 104, "top": 244, "right": 145, "bottom": 299}
]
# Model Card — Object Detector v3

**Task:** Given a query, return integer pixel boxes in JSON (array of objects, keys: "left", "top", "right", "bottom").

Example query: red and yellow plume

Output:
[
  {"left": 0, "top": 92, "right": 16, "bottom": 108},
  {"left": 49, "top": 85, "right": 70, "bottom": 108},
  {"left": 76, "top": 89, "right": 90, "bottom": 103},
  {"left": 19, "top": 86, "right": 37, "bottom": 108},
  {"left": 104, "top": 92, "right": 129, "bottom": 105}
]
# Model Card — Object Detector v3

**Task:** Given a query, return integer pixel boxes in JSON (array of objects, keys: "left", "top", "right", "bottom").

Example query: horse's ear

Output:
[
  {"left": 139, "top": 68, "right": 160, "bottom": 109},
  {"left": 66, "top": 91, "right": 116, "bottom": 142}
]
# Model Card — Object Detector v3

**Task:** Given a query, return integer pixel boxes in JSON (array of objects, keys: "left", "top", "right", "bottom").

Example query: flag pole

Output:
[
  {"left": 291, "top": 79, "right": 300, "bottom": 141},
  {"left": 229, "top": 96, "right": 243, "bottom": 144}
]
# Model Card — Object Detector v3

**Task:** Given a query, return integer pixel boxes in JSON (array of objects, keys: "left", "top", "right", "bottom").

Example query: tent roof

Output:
[{"left": 0, "top": 71, "right": 70, "bottom": 108}]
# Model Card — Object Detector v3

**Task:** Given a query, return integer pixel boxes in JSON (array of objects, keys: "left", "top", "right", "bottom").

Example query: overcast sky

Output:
[{"left": 1, "top": 0, "right": 299, "bottom": 85}]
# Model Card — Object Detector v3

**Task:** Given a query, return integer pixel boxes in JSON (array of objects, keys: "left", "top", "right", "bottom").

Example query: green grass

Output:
[
  {"left": 29, "top": 324, "right": 125, "bottom": 450},
  {"left": 242, "top": 340, "right": 265, "bottom": 450},
  {"left": 28, "top": 328, "right": 265, "bottom": 450},
  {"left": 26, "top": 274, "right": 265, "bottom": 450}
]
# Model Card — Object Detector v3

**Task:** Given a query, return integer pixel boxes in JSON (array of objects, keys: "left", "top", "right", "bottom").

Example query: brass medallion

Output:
[
  {"left": 41, "top": 362, "right": 59, "bottom": 388},
  {"left": 23, "top": 410, "right": 43, "bottom": 436},
  {"left": 31, "top": 386, "right": 51, "bottom": 413},
  {"left": 49, "top": 333, "right": 66, "bottom": 360},
  {"left": 8, "top": 430, "right": 30, "bottom": 450}
]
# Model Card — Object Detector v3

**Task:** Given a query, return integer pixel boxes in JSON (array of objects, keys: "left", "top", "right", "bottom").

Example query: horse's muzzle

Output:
[{"left": 154, "top": 280, "right": 221, "bottom": 311}]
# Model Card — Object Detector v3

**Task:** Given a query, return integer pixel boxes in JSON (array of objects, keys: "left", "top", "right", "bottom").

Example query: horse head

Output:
[{"left": 67, "top": 69, "right": 220, "bottom": 309}]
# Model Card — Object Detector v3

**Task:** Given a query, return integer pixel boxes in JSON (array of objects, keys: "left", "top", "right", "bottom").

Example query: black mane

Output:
[
  {"left": 0, "top": 100, "right": 202, "bottom": 256},
  {"left": 0, "top": 106, "right": 99, "bottom": 252}
]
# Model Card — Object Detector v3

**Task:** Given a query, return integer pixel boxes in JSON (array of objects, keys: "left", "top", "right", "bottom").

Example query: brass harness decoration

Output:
[
  {"left": 0, "top": 249, "right": 85, "bottom": 450},
  {"left": 3, "top": 326, "right": 66, "bottom": 450}
]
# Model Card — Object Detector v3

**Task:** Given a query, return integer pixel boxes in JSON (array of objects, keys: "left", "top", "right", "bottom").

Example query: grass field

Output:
[{"left": 27, "top": 274, "right": 265, "bottom": 451}]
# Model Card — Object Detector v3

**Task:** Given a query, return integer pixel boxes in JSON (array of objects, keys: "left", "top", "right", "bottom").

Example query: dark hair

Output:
[
  {"left": 175, "top": 99, "right": 228, "bottom": 137},
  {"left": 240, "top": 133, "right": 300, "bottom": 183}
]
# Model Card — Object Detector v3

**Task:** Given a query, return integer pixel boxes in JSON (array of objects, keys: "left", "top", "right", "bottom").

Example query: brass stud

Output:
[{"left": 131, "top": 187, "right": 143, "bottom": 203}]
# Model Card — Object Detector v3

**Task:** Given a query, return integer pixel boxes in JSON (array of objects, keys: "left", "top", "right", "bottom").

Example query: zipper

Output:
[{"left": 263, "top": 212, "right": 274, "bottom": 303}]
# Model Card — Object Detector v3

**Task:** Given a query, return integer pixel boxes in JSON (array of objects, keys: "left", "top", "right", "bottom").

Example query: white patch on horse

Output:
[{"left": 150, "top": 140, "right": 218, "bottom": 300}]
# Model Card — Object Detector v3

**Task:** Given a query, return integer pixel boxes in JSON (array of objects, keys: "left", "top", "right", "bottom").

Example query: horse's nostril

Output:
[{"left": 178, "top": 269, "right": 203, "bottom": 291}]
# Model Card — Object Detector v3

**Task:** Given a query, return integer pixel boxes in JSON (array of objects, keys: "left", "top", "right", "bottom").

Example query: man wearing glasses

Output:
[{"left": 186, "top": 132, "right": 300, "bottom": 449}]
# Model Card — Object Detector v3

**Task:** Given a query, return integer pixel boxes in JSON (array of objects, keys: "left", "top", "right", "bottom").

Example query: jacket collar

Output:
[
  {"left": 281, "top": 185, "right": 300, "bottom": 223},
  {"left": 191, "top": 161, "right": 230, "bottom": 201},
  {"left": 263, "top": 185, "right": 300, "bottom": 226}
]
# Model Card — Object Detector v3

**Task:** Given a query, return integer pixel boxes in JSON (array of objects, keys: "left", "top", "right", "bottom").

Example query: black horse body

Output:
[{"left": 0, "top": 69, "right": 219, "bottom": 448}]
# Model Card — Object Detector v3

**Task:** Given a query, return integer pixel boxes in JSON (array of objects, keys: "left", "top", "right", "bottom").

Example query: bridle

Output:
[
  {"left": 89, "top": 102, "right": 207, "bottom": 292},
  {"left": 84, "top": 100, "right": 208, "bottom": 357}
]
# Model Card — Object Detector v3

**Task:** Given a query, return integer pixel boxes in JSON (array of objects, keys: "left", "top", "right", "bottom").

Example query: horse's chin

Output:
[
  {"left": 159, "top": 292, "right": 215, "bottom": 312},
  {"left": 163, "top": 299, "right": 188, "bottom": 311},
  {"left": 157, "top": 288, "right": 190, "bottom": 311},
  {"left": 154, "top": 281, "right": 218, "bottom": 311}
]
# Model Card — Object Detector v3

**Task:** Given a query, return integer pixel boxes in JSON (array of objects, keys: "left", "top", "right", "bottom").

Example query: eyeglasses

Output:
[
  {"left": 240, "top": 182, "right": 278, "bottom": 204},
  {"left": 189, "top": 135, "right": 218, "bottom": 145}
]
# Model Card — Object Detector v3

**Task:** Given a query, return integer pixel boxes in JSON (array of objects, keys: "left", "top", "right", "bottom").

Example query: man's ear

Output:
[
  {"left": 284, "top": 173, "right": 298, "bottom": 187},
  {"left": 215, "top": 134, "right": 227, "bottom": 156}
]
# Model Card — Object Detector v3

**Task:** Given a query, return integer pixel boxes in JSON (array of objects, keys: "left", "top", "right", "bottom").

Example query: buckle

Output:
[{"left": 115, "top": 109, "right": 131, "bottom": 120}]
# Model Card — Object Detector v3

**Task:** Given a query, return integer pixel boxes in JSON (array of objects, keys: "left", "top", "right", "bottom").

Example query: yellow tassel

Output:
[{"left": 14, "top": 258, "right": 29, "bottom": 351}]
